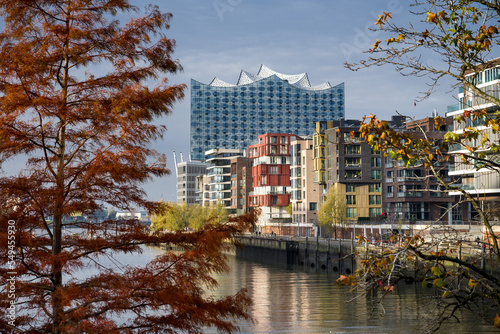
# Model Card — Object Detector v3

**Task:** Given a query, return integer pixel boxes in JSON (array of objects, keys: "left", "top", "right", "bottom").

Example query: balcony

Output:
[
  {"left": 396, "top": 177, "right": 421, "bottom": 182},
  {"left": 447, "top": 104, "right": 460, "bottom": 113},
  {"left": 386, "top": 192, "right": 394, "bottom": 198},
  {"left": 451, "top": 184, "right": 476, "bottom": 191},
  {"left": 397, "top": 191, "right": 422, "bottom": 197},
  {"left": 448, "top": 143, "right": 466, "bottom": 152}
]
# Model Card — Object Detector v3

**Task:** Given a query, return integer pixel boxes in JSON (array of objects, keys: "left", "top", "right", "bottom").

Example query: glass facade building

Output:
[{"left": 190, "top": 65, "right": 345, "bottom": 161}]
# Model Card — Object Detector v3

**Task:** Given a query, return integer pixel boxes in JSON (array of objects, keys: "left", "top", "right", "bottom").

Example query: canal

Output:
[
  {"left": 72, "top": 243, "right": 496, "bottom": 333},
  {"left": 204, "top": 253, "right": 496, "bottom": 334}
]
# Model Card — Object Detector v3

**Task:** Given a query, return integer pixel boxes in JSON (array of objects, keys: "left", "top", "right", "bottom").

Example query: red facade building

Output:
[{"left": 248, "top": 133, "right": 301, "bottom": 231}]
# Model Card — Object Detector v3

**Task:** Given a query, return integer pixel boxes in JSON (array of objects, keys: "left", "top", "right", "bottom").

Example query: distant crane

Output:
[
  {"left": 172, "top": 151, "right": 185, "bottom": 178},
  {"left": 173, "top": 151, "right": 178, "bottom": 177}
]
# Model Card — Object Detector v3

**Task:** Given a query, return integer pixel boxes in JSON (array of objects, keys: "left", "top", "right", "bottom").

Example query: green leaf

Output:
[
  {"left": 431, "top": 266, "right": 441, "bottom": 278},
  {"left": 433, "top": 278, "right": 445, "bottom": 288}
]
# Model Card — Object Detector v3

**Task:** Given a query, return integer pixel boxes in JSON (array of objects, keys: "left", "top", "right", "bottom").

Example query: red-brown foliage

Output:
[{"left": 0, "top": 1, "right": 255, "bottom": 333}]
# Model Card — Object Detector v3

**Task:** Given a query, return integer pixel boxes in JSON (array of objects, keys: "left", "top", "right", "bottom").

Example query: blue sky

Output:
[{"left": 132, "top": 0, "right": 457, "bottom": 203}]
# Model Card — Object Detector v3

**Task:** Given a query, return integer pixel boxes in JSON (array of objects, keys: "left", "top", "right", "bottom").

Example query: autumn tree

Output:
[
  {"left": 318, "top": 185, "right": 347, "bottom": 239},
  {"left": 340, "top": 0, "right": 500, "bottom": 331},
  {"left": 151, "top": 201, "right": 229, "bottom": 231},
  {"left": 0, "top": 1, "right": 255, "bottom": 333}
]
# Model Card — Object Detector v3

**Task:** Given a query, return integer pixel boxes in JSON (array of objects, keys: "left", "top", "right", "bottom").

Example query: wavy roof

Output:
[{"left": 208, "top": 65, "right": 333, "bottom": 91}]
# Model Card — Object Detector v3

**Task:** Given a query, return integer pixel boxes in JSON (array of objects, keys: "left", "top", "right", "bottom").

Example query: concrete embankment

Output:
[{"left": 233, "top": 235, "right": 356, "bottom": 275}]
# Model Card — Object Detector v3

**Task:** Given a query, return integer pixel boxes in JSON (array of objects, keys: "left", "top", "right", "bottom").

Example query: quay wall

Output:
[{"left": 234, "top": 236, "right": 356, "bottom": 275}]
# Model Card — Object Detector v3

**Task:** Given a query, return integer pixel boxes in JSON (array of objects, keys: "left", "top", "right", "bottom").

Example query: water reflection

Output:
[
  {"left": 64, "top": 242, "right": 496, "bottom": 333},
  {"left": 207, "top": 256, "right": 496, "bottom": 334}
]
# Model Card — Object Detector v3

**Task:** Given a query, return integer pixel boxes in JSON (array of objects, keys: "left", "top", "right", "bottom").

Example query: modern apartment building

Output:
[
  {"left": 248, "top": 133, "right": 298, "bottom": 232},
  {"left": 315, "top": 119, "right": 398, "bottom": 221},
  {"left": 446, "top": 61, "right": 500, "bottom": 221},
  {"left": 228, "top": 156, "right": 253, "bottom": 215},
  {"left": 384, "top": 116, "right": 461, "bottom": 223},
  {"left": 290, "top": 136, "right": 320, "bottom": 236},
  {"left": 176, "top": 160, "right": 208, "bottom": 205},
  {"left": 205, "top": 149, "right": 245, "bottom": 207},
  {"left": 190, "top": 65, "right": 345, "bottom": 160},
  {"left": 195, "top": 174, "right": 210, "bottom": 207}
]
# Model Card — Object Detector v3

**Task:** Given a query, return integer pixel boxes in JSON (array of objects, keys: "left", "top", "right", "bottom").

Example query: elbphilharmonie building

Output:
[{"left": 190, "top": 65, "right": 345, "bottom": 161}]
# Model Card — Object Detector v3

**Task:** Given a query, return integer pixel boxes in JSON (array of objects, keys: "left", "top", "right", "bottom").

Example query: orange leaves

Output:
[
  {"left": 427, "top": 12, "right": 439, "bottom": 24},
  {"left": 494, "top": 314, "right": 500, "bottom": 329},
  {"left": 336, "top": 274, "right": 356, "bottom": 288},
  {"left": 426, "top": 10, "right": 447, "bottom": 24},
  {"left": 383, "top": 285, "right": 394, "bottom": 293}
]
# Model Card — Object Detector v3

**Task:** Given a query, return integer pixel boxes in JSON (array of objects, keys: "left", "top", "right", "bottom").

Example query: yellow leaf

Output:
[
  {"left": 431, "top": 266, "right": 441, "bottom": 278},
  {"left": 442, "top": 291, "right": 452, "bottom": 298},
  {"left": 468, "top": 279, "right": 477, "bottom": 289},
  {"left": 433, "top": 278, "right": 444, "bottom": 288},
  {"left": 494, "top": 314, "right": 500, "bottom": 328}
]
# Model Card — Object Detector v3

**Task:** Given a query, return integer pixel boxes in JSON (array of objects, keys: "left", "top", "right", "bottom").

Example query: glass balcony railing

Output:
[
  {"left": 451, "top": 184, "right": 476, "bottom": 191},
  {"left": 397, "top": 191, "right": 422, "bottom": 197},
  {"left": 449, "top": 143, "right": 465, "bottom": 152},
  {"left": 447, "top": 104, "right": 460, "bottom": 113}
]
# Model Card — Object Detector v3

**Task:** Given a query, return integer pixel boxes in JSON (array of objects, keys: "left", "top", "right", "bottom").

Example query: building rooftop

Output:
[{"left": 208, "top": 64, "right": 333, "bottom": 91}]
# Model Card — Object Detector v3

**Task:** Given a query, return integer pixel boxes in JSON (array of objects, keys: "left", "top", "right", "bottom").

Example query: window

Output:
[
  {"left": 346, "top": 195, "right": 356, "bottom": 205},
  {"left": 345, "top": 157, "right": 361, "bottom": 167},
  {"left": 369, "top": 195, "right": 381, "bottom": 205},
  {"left": 345, "top": 145, "right": 361, "bottom": 155},
  {"left": 369, "top": 183, "right": 381, "bottom": 192},
  {"left": 371, "top": 170, "right": 381, "bottom": 180},
  {"left": 270, "top": 196, "right": 277, "bottom": 205},
  {"left": 270, "top": 166, "right": 278, "bottom": 174},
  {"left": 309, "top": 202, "right": 318, "bottom": 211},
  {"left": 430, "top": 184, "right": 441, "bottom": 197},
  {"left": 346, "top": 208, "right": 356, "bottom": 218},
  {"left": 345, "top": 170, "right": 361, "bottom": 179},
  {"left": 369, "top": 207, "right": 382, "bottom": 217},
  {"left": 346, "top": 184, "right": 356, "bottom": 192},
  {"left": 371, "top": 157, "right": 381, "bottom": 167}
]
